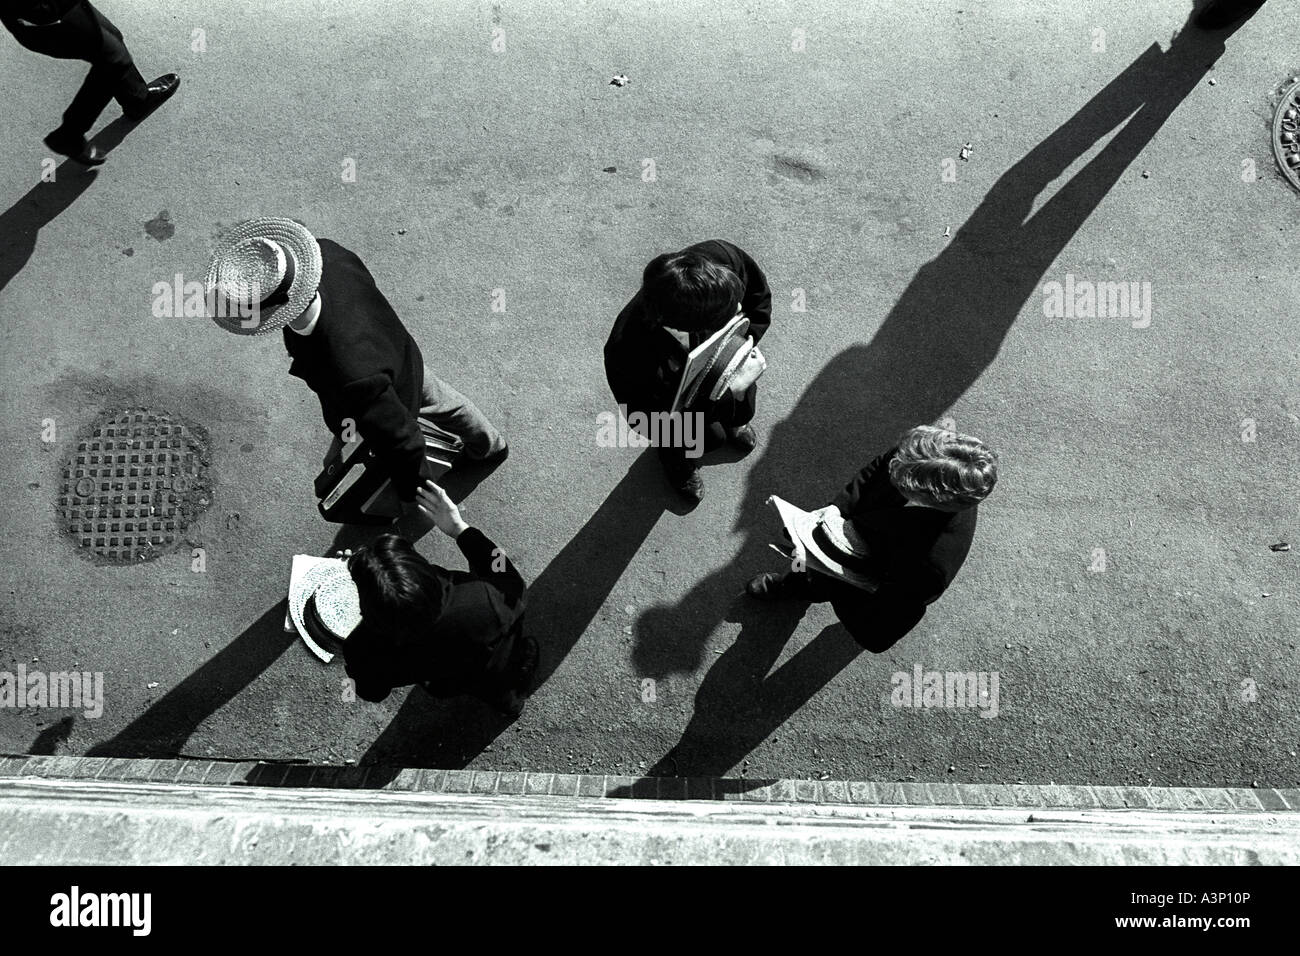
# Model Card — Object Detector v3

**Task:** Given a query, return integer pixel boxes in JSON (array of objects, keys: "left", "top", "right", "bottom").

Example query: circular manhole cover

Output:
[
  {"left": 59, "top": 408, "right": 211, "bottom": 564},
  {"left": 1274, "top": 77, "right": 1300, "bottom": 191}
]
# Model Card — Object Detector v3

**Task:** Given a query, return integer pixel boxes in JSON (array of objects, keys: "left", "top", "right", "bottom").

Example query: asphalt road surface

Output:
[{"left": 1, "top": 0, "right": 1297, "bottom": 788}]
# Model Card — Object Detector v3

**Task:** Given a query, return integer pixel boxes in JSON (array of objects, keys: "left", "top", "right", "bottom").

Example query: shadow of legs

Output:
[
  {"left": 649, "top": 619, "right": 865, "bottom": 778},
  {"left": 0, "top": 116, "right": 147, "bottom": 292},
  {"left": 86, "top": 603, "right": 296, "bottom": 758}
]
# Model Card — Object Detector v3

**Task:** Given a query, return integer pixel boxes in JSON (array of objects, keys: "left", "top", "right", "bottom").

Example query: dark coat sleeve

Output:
[
  {"left": 832, "top": 448, "right": 897, "bottom": 518},
  {"left": 733, "top": 244, "right": 772, "bottom": 343},
  {"left": 342, "top": 374, "right": 434, "bottom": 502},
  {"left": 604, "top": 295, "right": 684, "bottom": 420},
  {"left": 456, "top": 527, "right": 527, "bottom": 610}
]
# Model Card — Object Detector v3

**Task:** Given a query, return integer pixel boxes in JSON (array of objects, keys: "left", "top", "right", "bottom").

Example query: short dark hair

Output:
[
  {"left": 347, "top": 534, "right": 446, "bottom": 641},
  {"left": 642, "top": 249, "right": 744, "bottom": 331}
]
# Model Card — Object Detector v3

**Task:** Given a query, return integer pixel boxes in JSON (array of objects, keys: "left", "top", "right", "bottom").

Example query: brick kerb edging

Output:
[{"left": 2, "top": 755, "right": 1296, "bottom": 812}]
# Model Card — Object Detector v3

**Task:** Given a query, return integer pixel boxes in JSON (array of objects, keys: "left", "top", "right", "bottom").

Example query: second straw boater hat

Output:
[{"left": 205, "top": 217, "right": 323, "bottom": 335}]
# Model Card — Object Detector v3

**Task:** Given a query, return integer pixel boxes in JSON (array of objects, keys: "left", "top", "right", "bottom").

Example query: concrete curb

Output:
[
  {"left": 3, "top": 754, "right": 1296, "bottom": 812},
  {"left": 2, "top": 775, "right": 1298, "bottom": 865}
]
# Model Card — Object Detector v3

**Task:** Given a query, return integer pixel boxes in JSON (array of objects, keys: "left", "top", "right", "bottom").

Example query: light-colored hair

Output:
[{"left": 888, "top": 425, "right": 998, "bottom": 509}]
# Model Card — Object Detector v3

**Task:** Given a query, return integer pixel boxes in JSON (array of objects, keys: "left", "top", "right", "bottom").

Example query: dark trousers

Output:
[
  {"left": 657, "top": 383, "right": 757, "bottom": 476},
  {"left": 3, "top": 1, "right": 148, "bottom": 139},
  {"left": 419, "top": 363, "right": 507, "bottom": 460}
]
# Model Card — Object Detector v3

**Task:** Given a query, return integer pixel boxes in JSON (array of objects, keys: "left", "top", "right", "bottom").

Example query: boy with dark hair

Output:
[
  {"left": 343, "top": 482, "right": 538, "bottom": 718},
  {"left": 641, "top": 251, "right": 746, "bottom": 331},
  {"left": 604, "top": 240, "right": 772, "bottom": 503}
]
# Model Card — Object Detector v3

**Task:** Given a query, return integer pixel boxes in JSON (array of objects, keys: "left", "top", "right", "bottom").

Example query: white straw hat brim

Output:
[
  {"left": 206, "top": 217, "right": 322, "bottom": 335},
  {"left": 288, "top": 559, "right": 359, "bottom": 663},
  {"left": 769, "top": 496, "right": 877, "bottom": 591}
]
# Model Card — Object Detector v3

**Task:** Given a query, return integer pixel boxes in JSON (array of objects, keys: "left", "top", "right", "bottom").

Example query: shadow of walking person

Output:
[
  {"left": 629, "top": 6, "right": 1243, "bottom": 778},
  {"left": 0, "top": 116, "right": 134, "bottom": 292},
  {"left": 358, "top": 449, "right": 676, "bottom": 773},
  {"left": 86, "top": 603, "right": 296, "bottom": 758}
]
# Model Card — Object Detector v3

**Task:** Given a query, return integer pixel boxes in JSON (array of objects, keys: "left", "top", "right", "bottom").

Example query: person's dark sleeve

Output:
[
  {"left": 605, "top": 305, "right": 682, "bottom": 419},
  {"left": 341, "top": 373, "right": 434, "bottom": 502},
  {"left": 733, "top": 245, "right": 772, "bottom": 343},
  {"left": 831, "top": 448, "right": 896, "bottom": 518},
  {"left": 456, "top": 526, "right": 527, "bottom": 608}
]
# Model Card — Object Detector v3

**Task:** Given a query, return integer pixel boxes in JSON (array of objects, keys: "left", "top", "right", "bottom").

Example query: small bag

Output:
[{"left": 314, "top": 418, "right": 464, "bottom": 524}]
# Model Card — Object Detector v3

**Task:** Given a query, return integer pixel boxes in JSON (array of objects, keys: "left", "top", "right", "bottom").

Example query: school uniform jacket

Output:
[
  {"left": 342, "top": 527, "right": 528, "bottom": 703},
  {"left": 282, "top": 238, "right": 434, "bottom": 502},
  {"left": 603, "top": 240, "right": 772, "bottom": 423},
  {"left": 829, "top": 448, "right": 979, "bottom": 607}
]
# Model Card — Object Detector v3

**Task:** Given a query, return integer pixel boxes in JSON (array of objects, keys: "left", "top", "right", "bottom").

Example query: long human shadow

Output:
[
  {"left": 628, "top": 6, "right": 1244, "bottom": 780},
  {"left": 86, "top": 603, "right": 295, "bottom": 758},
  {"left": 357, "top": 449, "right": 674, "bottom": 774},
  {"left": 0, "top": 117, "right": 134, "bottom": 292}
]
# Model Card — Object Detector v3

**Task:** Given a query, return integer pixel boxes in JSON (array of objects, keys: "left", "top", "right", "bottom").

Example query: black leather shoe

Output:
[
  {"left": 123, "top": 73, "right": 180, "bottom": 121},
  {"left": 746, "top": 572, "right": 790, "bottom": 600},
  {"left": 727, "top": 424, "right": 758, "bottom": 452},
  {"left": 43, "top": 131, "right": 105, "bottom": 166},
  {"left": 666, "top": 465, "right": 705, "bottom": 504}
]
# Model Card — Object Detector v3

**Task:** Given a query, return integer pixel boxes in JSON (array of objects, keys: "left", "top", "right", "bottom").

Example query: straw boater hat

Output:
[
  {"left": 205, "top": 217, "right": 322, "bottom": 335},
  {"left": 769, "top": 496, "right": 877, "bottom": 591},
  {"left": 288, "top": 561, "right": 362, "bottom": 662},
  {"left": 682, "top": 316, "right": 752, "bottom": 407}
]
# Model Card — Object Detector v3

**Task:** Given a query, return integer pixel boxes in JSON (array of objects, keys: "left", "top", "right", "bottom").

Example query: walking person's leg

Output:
[
  {"left": 12, "top": 2, "right": 174, "bottom": 163},
  {"left": 419, "top": 364, "right": 508, "bottom": 462},
  {"left": 657, "top": 410, "right": 727, "bottom": 503},
  {"left": 89, "top": 3, "right": 179, "bottom": 122},
  {"left": 5, "top": 3, "right": 111, "bottom": 158},
  {"left": 85, "top": 6, "right": 148, "bottom": 116}
]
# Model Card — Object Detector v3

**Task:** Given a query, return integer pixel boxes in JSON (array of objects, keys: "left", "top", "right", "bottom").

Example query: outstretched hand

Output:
[{"left": 416, "top": 481, "right": 470, "bottom": 538}]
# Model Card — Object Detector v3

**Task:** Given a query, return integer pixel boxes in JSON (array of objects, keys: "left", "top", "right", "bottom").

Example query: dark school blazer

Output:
[
  {"left": 282, "top": 238, "right": 434, "bottom": 502},
  {"left": 342, "top": 527, "right": 528, "bottom": 703}
]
